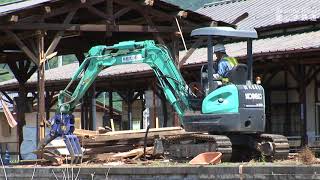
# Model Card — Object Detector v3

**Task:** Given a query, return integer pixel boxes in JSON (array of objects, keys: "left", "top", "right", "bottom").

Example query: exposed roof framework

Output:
[
  {"left": 1, "top": 30, "right": 320, "bottom": 91},
  {"left": 0, "top": 0, "right": 216, "bottom": 65}
]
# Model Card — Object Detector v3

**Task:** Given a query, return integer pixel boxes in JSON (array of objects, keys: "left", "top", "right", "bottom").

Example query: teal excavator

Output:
[{"left": 40, "top": 27, "right": 289, "bottom": 163}]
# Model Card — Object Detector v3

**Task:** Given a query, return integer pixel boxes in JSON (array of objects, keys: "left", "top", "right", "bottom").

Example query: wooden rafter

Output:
[
  {"left": 142, "top": 13, "right": 165, "bottom": 45},
  {"left": 113, "top": 7, "right": 132, "bottom": 19},
  {"left": 45, "top": 10, "right": 77, "bottom": 57},
  {"left": 5, "top": 30, "right": 38, "bottom": 65},
  {"left": 86, "top": 5, "right": 110, "bottom": 20}
]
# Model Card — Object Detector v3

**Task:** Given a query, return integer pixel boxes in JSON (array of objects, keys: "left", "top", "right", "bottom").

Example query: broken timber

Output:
[{"left": 80, "top": 127, "right": 187, "bottom": 143}]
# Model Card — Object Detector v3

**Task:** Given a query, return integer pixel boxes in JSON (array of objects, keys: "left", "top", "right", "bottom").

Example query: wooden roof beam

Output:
[
  {"left": 113, "top": 7, "right": 132, "bottom": 19},
  {"left": 4, "top": 30, "right": 38, "bottom": 65},
  {"left": 0, "top": 23, "right": 194, "bottom": 33},
  {"left": 115, "top": 0, "right": 203, "bottom": 27}
]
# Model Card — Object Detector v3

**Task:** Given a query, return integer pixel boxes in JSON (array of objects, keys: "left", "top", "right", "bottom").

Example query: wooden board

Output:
[
  {"left": 92, "top": 127, "right": 186, "bottom": 142},
  {"left": 74, "top": 128, "right": 98, "bottom": 137}
]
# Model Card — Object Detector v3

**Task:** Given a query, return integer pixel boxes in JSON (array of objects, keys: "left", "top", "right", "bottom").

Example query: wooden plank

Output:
[
  {"left": 92, "top": 127, "right": 185, "bottom": 142},
  {"left": 5, "top": 30, "right": 38, "bottom": 65},
  {"left": 111, "top": 147, "right": 153, "bottom": 159},
  {"left": 74, "top": 128, "right": 98, "bottom": 137},
  {"left": 85, "top": 145, "right": 135, "bottom": 155}
]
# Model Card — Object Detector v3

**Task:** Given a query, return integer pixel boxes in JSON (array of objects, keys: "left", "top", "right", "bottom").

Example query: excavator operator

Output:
[{"left": 213, "top": 43, "right": 238, "bottom": 83}]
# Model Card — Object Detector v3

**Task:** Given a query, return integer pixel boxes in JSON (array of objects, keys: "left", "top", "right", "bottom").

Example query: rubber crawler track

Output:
[{"left": 259, "top": 133, "right": 290, "bottom": 160}]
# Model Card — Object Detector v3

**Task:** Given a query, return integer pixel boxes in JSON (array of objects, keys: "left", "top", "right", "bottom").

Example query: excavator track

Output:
[
  {"left": 258, "top": 134, "right": 289, "bottom": 160},
  {"left": 163, "top": 133, "right": 232, "bottom": 162}
]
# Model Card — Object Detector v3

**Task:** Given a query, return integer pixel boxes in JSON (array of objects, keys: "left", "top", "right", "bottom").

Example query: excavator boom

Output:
[{"left": 58, "top": 40, "right": 191, "bottom": 118}]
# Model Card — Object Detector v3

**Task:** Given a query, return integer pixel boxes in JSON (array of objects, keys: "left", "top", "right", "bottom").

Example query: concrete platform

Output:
[{"left": 1, "top": 164, "right": 320, "bottom": 179}]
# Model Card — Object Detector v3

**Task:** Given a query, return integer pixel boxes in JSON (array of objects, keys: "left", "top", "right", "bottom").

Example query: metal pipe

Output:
[
  {"left": 247, "top": 39, "right": 253, "bottom": 81},
  {"left": 207, "top": 36, "right": 214, "bottom": 92}
]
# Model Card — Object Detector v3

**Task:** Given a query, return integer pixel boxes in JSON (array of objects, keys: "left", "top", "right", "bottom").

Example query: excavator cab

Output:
[
  {"left": 183, "top": 27, "right": 263, "bottom": 133},
  {"left": 192, "top": 27, "right": 257, "bottom": 93}
]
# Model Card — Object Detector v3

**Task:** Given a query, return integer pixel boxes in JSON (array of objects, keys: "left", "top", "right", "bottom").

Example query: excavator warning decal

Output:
[{"left": 122, "top": 54, "right": 143, "bottom": 63}]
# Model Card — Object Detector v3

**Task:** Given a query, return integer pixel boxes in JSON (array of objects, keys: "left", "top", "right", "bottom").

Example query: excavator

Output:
[{"left": 39, "top": 26, "right": 289, "bottom": 163}]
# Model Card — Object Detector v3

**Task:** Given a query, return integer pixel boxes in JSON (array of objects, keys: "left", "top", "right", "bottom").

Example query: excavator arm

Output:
[
  {"left": 39, "top": 40, "right": 193, "bottom": 162},
  {"left": 58, "top": 40, "right": 191, "bottom": 117}
]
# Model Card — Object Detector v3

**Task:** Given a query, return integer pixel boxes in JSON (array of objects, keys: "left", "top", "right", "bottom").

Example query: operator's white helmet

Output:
[{"left": 214, "top": 44, "right": 226, "bottom": 53}]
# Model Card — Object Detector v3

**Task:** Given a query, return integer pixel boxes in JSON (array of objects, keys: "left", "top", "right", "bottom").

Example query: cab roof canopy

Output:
[{"left": 191, "top": 27, "right": 258, "bottom": 39}]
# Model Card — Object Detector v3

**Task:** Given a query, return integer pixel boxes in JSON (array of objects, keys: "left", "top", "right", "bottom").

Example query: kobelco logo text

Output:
[{"left": 245, "top": 93, "right": 263, "bottom": 100}]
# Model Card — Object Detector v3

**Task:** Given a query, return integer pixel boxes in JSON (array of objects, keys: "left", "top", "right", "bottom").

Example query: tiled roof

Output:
[
  {"left": 1, "top": 30, "right": 320, "bottom": 87},
  {"left": 183, "top": 30, "right": 320, "bottom": 65},
  {"left": 197, "top": 0, "right": 320, "bottom": 29}
]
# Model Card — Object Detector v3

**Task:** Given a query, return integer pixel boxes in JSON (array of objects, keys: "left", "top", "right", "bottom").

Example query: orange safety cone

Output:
[{"left": 189, "top": 152, "right": 222, "bottom": 165}]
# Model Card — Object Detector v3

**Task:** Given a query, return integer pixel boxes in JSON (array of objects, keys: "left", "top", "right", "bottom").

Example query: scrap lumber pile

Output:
[
  {"left": 41, "top": 127, "right": 187, "bottom": 164},
  {"left": 76, "top": 127, "right": 186, "bottom": 155}
]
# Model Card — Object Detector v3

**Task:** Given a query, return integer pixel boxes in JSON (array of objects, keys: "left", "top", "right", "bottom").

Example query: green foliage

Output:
[
  {"left": 96, "top": 92, "right": 123, "bottom": 112},
  {"left": 0, "top": 70, "right": 13, "bottom": 82},
  {"left": 46, "top": 55, "right": 77, "bottom": 70},
  {"left": 0, "top": 64, "right": 13, "bottom": 82}
]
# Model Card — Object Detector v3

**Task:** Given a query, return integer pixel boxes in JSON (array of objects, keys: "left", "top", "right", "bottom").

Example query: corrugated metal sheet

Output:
[
  {"left": 0, "top": 0, "right": 54, "bottom": 15},
  {"left": 1, "top": 30, "right": 320, "bottom": 87},
  {"left": 197, "top": 0, "right": 320, "bottom": 29}
]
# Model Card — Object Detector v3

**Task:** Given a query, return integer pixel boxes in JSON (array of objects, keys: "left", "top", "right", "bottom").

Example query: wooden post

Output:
[
  {"left": 265, "top": 88, "right": 272, "bottom": 133},
  {"left": 152, "top": 83, "right": 156, "bottom": 128},
  {"left": 91, "top": 82, "right": 97, "bottom": 130},
  {"left": 161, "top": 95, "right": 168, "bottom": 127},
  {"left": 110, "top": 119, "right": 115, "bottom": 132},
  {"left": 109, "top": 90, "right": 113, "bottom": 121},
  {"left": 37, "top": 30, "right": 46, "bottom": 144},
  {"left": 298, "top": 64, "right": 307, "bottom": 146},
  {"left": 284, "top": 70, "right": 290, "bottom": 135},
  {"left": 127, "top": 90, "right": 133, "bottom": 130},
  {"left": 105, "top": 0, "right": 113, "bottom": 38},
  {"left": 81, "top": 98, "right": 85, "bottom": 129}
]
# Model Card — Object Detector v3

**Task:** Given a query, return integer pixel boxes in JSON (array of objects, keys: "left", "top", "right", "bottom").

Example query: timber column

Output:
[{"left": 37, "top": 30, "right": 46, "bottom": 144}]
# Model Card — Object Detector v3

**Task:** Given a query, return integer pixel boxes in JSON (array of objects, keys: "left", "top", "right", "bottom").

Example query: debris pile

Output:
[
  {"left": 40, "top": 127, "right": 187, "bottom": 165},
  {"left": 297, "top": 147, "right": 319, "bottom": 165}
]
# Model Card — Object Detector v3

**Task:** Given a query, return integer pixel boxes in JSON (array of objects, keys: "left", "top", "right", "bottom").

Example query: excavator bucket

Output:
[{"left": 63, "top": 135, "right": 83, "bottom": 164}]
